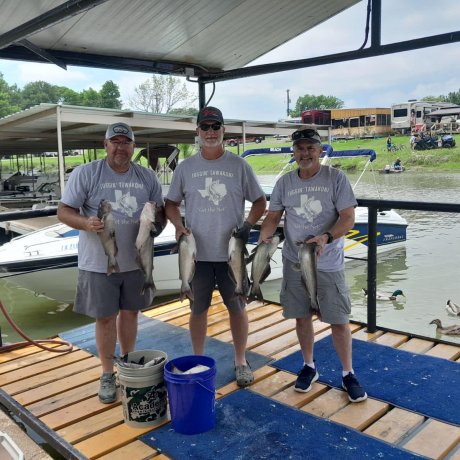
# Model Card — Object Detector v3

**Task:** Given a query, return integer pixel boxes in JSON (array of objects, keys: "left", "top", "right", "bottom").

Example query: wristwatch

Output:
[{"left": 324, "top": 232, "right": 334, "bottom": 244}]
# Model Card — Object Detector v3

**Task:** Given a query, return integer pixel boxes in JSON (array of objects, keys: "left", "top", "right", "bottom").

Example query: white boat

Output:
[{"left": 0, "top": 147, "right": 407, "bottom": 303}]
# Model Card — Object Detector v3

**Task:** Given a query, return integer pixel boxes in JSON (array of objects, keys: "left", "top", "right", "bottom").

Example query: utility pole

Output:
[{"left": 286, "top": 89, "right": 291, "bottom": 117}]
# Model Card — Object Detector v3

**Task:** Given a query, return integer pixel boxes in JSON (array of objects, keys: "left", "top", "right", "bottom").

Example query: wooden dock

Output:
[{"left": 0, "top": 293, "right": 459, "bottom": 459}]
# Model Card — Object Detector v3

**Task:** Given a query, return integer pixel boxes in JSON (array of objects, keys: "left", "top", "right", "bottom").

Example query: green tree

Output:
[
  {"left": 80, "top": 87, "right": 101, "bottom": 107},
  {"left": 99, "top": 80, "right": 122, "bottom": 109},
  {"left": 420, "top": 95, "right": 447, "bottom": 102},
  {"left": 0, "top": 73, "right": 21, "bottom": 117},
  {"left": 445, "top": 89, "right": 460, "bottom": 105},
  {"left": 292, "top": 94, "right": 344, "bottom": 117},
  {"left": 21, "top": 80, "right": 59, "bottom": 108},
  {"left": 168, "top": 107, "right": 199, "bottom": 116},
  {"left": 56, "top": 86, "right": 82, "bottom": 105},
  {"left": 128, "top": 75, "right": 197, "bottom": 113}
]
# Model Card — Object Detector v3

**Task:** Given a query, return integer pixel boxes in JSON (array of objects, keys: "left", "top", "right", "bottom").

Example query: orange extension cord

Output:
[{"left": 0, "top": 300, "right": 73, "bottom": 353}]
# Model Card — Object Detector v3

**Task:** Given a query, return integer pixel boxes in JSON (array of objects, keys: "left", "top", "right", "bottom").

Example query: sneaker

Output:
[
  {"left": 342, "top": 372, "right": 367, "bottom": 402},
  {"left": 98, "top": 372, "right": 117, "bottom": 404},
  {"left": 294, "top": 365, "right": 319, "bottom": 393},
  {"left": 235, "top": 361, "right": 254, "bottom": 387}
]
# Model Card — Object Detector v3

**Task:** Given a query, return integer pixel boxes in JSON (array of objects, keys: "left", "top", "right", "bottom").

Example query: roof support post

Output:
[
  {"left": 198, "top": 80, "right": 206, "bottom": 109},
  {"left": 371, "top": 0, "right": 382, "bottom": 48},
  {"left": 56, "top": 105, "right": 65, "bottom": 198}
]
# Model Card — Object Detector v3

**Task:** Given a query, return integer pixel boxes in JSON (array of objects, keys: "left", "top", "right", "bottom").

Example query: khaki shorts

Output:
[
  {"left": 190, "top": 262, "right": 246, "bottom": 314},
  {"left": 280, "top": 258, "right": 351, "bottom": 325},
  {"left": 73, "top": 269, "right": 154, "bottom": 319}
]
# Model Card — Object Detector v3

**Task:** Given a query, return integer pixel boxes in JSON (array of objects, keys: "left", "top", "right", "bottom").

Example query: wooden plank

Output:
[
  {"left": 14, "top": 366, "right": 102, "bottom": 406},
  {"left": 329, "top": 398, "right": 390, "bottom": 431},
  {"left": 250, "top": 329, "right": 299, "bottom": 356},
  {"left": 402, "top": 419, "right": 460, "bottom": 459},
  {"left": 97, "top": 440, "right": 160, "bottom": 460},
  {"left": 363, "top": 407, "right": 425, "bottom": 444},
  {"left": 398, "top": 338, "right": 434, "bottom": 354},
  {"left": 250, "top": 370, "right": 297, "bottom": 397},
  {"left": 272, "top": 382, "right": 329, "bottom": 407},
  {"left": 74, "top": 423, "right": 159, "bottom": 458},
  {"left": 425, "top": 343, "right": 460, "bottom": 360},
  {"left": 2, "top": 356, "right": 101, "bottom": 395},
  {"left": 57, "top": 406, "right": 126, "bottom": 444},
  {"left": 0, "top": 343, "right": 65, "bottom": 367},
  {"left": 0, "top": 350, "right": 92, "bottom": 385},
  {"left": 374, "top": 332, "right": 408, "bottom": 347},
  {"left": 301, "top": 388, "right": 349, "bottom": 418},
  {"left": 351, "top": 328, "right": 384, "bottom": 342},
  {"left": 40, "top": 395, "right": 121, "bottom": 430},
  {"left": 28, "top": 381, "right": 101, "bottom": 416}
]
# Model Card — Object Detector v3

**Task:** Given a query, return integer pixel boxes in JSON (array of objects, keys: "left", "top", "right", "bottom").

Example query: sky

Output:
[{"left": 0, "top": 0, "right": 459, "bottom": 122}]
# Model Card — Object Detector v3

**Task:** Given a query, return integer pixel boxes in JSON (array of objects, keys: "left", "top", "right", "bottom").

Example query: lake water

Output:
[{"left": 1, "top": 170, "right": 460, "bottom": 346}]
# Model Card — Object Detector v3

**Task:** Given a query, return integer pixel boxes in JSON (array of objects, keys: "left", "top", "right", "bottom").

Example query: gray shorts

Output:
[
  {"left": 190, "top": 261, "right": 246, "bottom": 314},
  {"left": 280, "top": 258, "right": 351, "bottom": 325},
  {"left": 73, "top": 269, "right": 154, "bottom": 319}
]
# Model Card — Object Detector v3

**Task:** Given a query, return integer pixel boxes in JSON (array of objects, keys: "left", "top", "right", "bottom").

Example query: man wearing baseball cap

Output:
[
  {"left": 257, "top": 127, "right": 368, "bottom": 403},
  {"left": 58, "top": 121, "right": 166, "bottom": 404},
  {"left": 165, "top": 106, "right": 266, "bottom": 387}
]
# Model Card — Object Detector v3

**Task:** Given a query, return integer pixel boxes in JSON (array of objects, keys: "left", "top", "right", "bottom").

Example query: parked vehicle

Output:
[
  {"left": 414, "top": 133, "right": 456, "bottom": 150},
  {"left": 226, "top": 136, "right": 263, "bottom": 146}
]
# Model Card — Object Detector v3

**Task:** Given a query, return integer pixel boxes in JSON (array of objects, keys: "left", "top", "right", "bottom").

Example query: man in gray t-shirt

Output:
[
  {"left": 165, "top": 106, "right": 266, "bottom": 387},
  {"left": 58, "top": 122, "right": 166, "bottom": 404},
  {"left": 259, "top": 128, "right": 367, "bottom": 403}
]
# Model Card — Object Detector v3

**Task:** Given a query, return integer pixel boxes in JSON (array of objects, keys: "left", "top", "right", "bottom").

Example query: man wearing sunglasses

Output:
[
  {"left": 58, "top": 122, "right": 166, "bottom": 404},
  {"left": 165, "top": 106, "right": 266, "bottom": 387},
  {"left": 258, "top": 128, "right": 367, "bottom": 403}
]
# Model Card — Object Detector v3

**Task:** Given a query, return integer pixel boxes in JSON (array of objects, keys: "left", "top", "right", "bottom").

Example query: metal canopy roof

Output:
[
  {"left": 0, "top": 0, "right": 360, "bottom": 79},
  {"left": 0, "top": 0, "right": 459, "bottom": 85},
  {"left": 0, "top": 103, "right": 310, "bottom": 155}
]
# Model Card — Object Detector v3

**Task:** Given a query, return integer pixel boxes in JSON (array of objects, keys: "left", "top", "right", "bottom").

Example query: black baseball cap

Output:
[{"left": 197, "top": 106, "right": 224, "bottom": 125}]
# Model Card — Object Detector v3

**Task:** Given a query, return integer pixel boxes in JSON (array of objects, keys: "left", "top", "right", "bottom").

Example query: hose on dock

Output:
[{"left": 0, "top": 300, "right": 73, "bottom": 353}]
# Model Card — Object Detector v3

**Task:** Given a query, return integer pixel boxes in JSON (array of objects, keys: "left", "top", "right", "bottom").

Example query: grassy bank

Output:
[
  {"left": 227, "top": 134, "right": 460, "bottom": 174},
  {"left": 2, "top": 134, "right": 459, "bottom": 177}
]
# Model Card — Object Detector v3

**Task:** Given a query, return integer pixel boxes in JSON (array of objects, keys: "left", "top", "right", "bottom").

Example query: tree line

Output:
[{"left": 0, "top": 73, "right": 198, "bottom": 119}]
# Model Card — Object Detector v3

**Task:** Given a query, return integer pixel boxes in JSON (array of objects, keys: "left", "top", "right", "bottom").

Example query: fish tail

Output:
[
  {"left": 249, "top": 284, "right": 263, "bottom": 301},
  {"left": 107, "top": 257, "right": 120, "bottom": 275},
  {"left": 141, "top": 280, "right": 156, "bottom": 296},
  {"left": 180, "top": 283, "right": 194, "bottom": 302}
]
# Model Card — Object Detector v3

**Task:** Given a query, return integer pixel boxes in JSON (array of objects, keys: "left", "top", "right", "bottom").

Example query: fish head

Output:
[{"left": 97, "top": 199, "right": 112, "bottom": 218}]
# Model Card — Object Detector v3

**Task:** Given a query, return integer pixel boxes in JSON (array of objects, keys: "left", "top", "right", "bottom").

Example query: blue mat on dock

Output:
[
  {"left": 141, "top": 390, "right": 422, "bottom": 459},
  {"left": 272, "top": 335, "right": 460, "bottom": 426},
  {"left": 59, "top": 314, "right": 271, "bottom": 388}
]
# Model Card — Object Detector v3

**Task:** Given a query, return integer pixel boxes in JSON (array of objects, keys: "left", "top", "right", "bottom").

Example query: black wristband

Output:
[{"left": 325, "top": 232, "right": 334, "bottom": 244}]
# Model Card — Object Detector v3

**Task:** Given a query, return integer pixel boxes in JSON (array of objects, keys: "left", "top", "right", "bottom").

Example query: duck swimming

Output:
[
  {"left": 429, "top": 319, "right": 460, "bottom": 335},
  {"left": 362, "top": 288, "right": 405, "bottom": 301},
  {"left": 446, "top": 299, "right": 460, "bottom": 316}
]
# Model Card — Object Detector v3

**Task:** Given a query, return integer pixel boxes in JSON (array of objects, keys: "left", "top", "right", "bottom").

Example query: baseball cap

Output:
[
  {"left": 105, "top": 122, "right": 135, "bottom": 141},
  {"left": 292, "top": 128, "right": 321, "bottom": 144},
  {"left": 197, "top": 106, "right": 224, "bottom": 125}
]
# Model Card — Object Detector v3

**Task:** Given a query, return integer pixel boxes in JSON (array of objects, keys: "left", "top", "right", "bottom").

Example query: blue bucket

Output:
[{"left": 164, "top": 355, "right": 216, "bottom": 435}]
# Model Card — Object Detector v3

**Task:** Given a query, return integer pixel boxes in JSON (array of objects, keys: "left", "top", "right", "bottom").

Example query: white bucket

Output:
[{"left": 116, "top": 350, "right": 168, "bottom": 428}]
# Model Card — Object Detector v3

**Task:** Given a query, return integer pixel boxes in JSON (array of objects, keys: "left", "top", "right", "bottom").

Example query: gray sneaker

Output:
[{"left": 98, "top": 372, "right": 117, "bottom": 404}]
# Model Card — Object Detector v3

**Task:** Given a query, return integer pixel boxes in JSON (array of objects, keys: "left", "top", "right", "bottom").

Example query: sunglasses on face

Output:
[
  {"left": 199, "top": 123, "right": 222, "bottom": 131},
  {"left": 291, "top": 129, "right": 320, "bottom": 140}
]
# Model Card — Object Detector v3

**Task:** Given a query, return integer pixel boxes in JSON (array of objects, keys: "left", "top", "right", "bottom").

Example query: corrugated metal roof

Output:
[
  {"left": 0, "top": 103, "right": 315, "bottom": 154},
  {"left": 0, "top": 0, "right": 360, "bottom": 76}
]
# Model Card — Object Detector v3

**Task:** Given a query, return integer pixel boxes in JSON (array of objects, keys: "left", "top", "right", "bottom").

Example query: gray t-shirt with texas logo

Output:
[
  {"left": 269, "top": 165, "right": 357, "bottom": 271},
  {"left": 61, "top": 159, "right": 164, "bottom": 273},
  {"left": 166, "top": 150, "right": 263, "bottom": 262}
]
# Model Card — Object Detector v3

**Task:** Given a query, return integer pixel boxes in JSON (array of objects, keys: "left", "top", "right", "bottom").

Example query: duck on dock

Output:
[
  {"left": 362, "top": 288, "right": 405, "bottom": 301},
  {"left": 446, "top": 299, "right": 460, "bottom": 316},
  {"left": 429, "top": 319, "right": 460, "bottom": 335}
]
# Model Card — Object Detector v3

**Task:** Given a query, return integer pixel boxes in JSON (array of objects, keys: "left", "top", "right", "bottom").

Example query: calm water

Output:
[{"left": 1, "top": 170, "right": 460, "bottom": 345}]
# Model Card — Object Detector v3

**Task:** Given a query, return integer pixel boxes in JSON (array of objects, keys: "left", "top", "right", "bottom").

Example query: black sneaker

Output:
[
  {"left": 294, "top": 365, "right": 319, "bottom": 393},
  {"left": 342, "top": 372, "right": 367, "bottom": 402}
]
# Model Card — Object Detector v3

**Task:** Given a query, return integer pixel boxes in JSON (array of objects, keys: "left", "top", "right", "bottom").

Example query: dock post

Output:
[{"left": 367, "top": 207, "right": 378, "bottom": 332}]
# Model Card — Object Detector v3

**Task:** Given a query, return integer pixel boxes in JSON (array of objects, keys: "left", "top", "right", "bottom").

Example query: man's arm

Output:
[
  {"left": 57, "top": 202, "right": 102, "bottom": 232},
  {"left": 245, "top": 195, "right": 267, "bottom": 226},
  {"left": 165, "top": 199, "right": 187, "bottom": 240},
  {"left": 259, "top": 209, "right": 284, "bottom": 242}
]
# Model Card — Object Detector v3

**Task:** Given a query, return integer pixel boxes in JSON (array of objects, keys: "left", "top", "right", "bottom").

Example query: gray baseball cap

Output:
[{"left": 105, "top": 122, "right": 135, "bottom": 141}]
